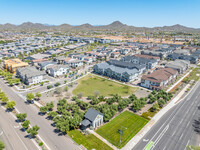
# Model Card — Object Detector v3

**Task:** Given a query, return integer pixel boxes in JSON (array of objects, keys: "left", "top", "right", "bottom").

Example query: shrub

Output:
[
  {"left": 39, "top": 142, "right": 43, "bottom": 146},
  {"left": 77, "top": 93, "right": 83, "bottom": 99},
  {"left": 40, "top": 82, "right": 44, "bottom": 86}
]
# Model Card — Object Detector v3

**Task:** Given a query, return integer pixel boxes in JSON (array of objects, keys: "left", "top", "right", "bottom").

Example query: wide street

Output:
[
  {"left": 0, "top": 106, "right": 39, "bottom": 150},
  {"left": 133, "top": 80, "right": 200, "bottom": 150},
  {"left": 0, "top": 78, "right": 80, "bottom": 150}
]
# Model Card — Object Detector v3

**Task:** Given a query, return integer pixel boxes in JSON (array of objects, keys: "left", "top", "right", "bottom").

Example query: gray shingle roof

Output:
[
  {"left": 96, "top": 62, "right": 139, "bottom": 75},
  {"left": 81, "top": 119, "right": 91, "bottom": 126},
  {"left": 18, "top": 66, "right": 46, "bottom": 78},
  {"left": 84, "top": 108, "right": 103, "bottom": 122},
  {"left": 107, "top": 59, "right": 145, "bottom": 70}
]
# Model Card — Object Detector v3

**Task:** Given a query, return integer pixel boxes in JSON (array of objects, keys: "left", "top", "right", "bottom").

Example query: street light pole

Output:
[{"left": 118, "top": 126, "right": 127, "bottom": 147}]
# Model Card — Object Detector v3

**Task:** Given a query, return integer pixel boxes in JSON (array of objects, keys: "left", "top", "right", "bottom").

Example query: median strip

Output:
[{"left": 144, "top": 141, "right": 154, "bottom": 150}]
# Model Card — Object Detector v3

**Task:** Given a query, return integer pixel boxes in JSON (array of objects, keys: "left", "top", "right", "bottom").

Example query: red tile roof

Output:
[{"left": 142, "top": 68, "right": 177, "bottom": 83}]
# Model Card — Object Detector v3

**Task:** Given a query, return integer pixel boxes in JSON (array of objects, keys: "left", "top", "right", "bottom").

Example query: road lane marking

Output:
[
  {"left": 180, "top": 133, "right": 183, "bottom": 140},
  {"left": 9, "top": 124, "right": 29, "bottom": 150},
  {"left": 163, "top": 146, "right": 167, "bottom": 150},
  {"left": 0, "top": 131, "right": 3, "bottom": 136},
  {"left": 172, "top": 130, "right": 176, "bottom": 137},
  {"left": 151, "top": 125, "right": 169, "bottom": 150},
  {"left": 143, "top": 139, "right": 149, "bottom": 142},
  {"left": 184, "top": 140, "right": 190, "bottom": 150},
  {"left": 179, "top": 118, "right": 183, "bottom": 124},
  {"left": 186, "top": 122, "right": 190, "bottom": 127},
  {"left": 144, "top": 141, "right": 154, "bottom": 150}
]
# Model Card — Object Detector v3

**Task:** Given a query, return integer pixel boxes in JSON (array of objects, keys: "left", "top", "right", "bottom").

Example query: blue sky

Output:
[{"left": 0, "top": 0, "right": 200, "bottom": 28}]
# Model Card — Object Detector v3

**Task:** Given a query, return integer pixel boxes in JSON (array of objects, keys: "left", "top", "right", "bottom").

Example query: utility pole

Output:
[{"left": 118, "top": 126, "right": 127, "bottom": 147}]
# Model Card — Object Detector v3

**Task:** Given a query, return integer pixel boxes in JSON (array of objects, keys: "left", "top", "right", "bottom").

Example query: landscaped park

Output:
[
  {"left": 72, "top": 74, "right": 138, "bottom": 97},
  {"left": 96, "top": 111, "right": 149, "bottom": 148}
]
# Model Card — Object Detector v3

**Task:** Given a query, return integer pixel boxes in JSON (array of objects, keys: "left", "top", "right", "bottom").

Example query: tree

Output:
[
  {"left": 94, "top": 90, "right": 100, "bottom": 97},
  {"left": 16, "top": 113, "right": 27, "bottom": 122},
  {"left": 77, "top": 93, "right": 83, "bottom": 99},
  {"left": 27, "top": 125, "right": 40, "bottom": 138},
  {"left": 54, "top": 87, "right": 62, "bottom": 96},
  {"left": 132, "top": 99, "right": 146, "bottom": 112},
  {"left": 22, "top": 120, "right": 30, "bottom": 129},
  {"left": 64, "top": 86, "right": 68, "bottom": 92},
  {"left": 52, "top": 54, "right": 56, "bottom": 57},
  {"left": 57, "top": 99, "right": 67, "bottom": 106},
  {"left": 0, "top": 140, "right": 5, "bottom": 150},
  {"left": 1, "top": 96, "right": 9, "bottom": 104},
  {"left": 149, "top": 97, "right": 156, "bottom": 104},
  {"left": 40, "top": 82, "right": 44, "bottom": 86},
  {"left": 91, "top": 97, "right": 100, "bottom": 105},
  {"left": 55, "top": 82, "right": 60, "bottom": 87},
  {"left": 40, "top": 106, "right": 48, "bottom": 114},
  {"left": 46, "top": 101, "right": 54, "bottom": 111},
  {"left": 150, "top": 104, "right": 157, "bottom": 112},
  {"left": 157, "top": 99, "right": 166, "bottom": 108},
  {"left": 47, "top": 85, "right": 52, "bottom": 89},
  {"left": 152, "top": 90, "right": 157, "bottom": 95},
  {"left": 47, "top": 111, "right": 58, "bottom": 119},
  {"left": 26, "top": 93, "right": 35, "bottom": 102},
  {"left": 6, "top": 101, "right": 16, "bottom": 110},
  {"left": 35, "top": 92, "right": 41, "bottom": 100}
]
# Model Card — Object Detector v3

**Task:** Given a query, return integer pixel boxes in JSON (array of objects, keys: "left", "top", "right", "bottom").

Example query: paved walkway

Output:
[{"left": 87, "top": 129, "right": 118, "bottom": 150}]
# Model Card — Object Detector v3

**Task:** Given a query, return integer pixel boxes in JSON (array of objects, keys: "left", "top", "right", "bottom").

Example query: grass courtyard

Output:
[
  {"left": 68, "top": 129, "right": 112, "bottom": 150},
  {"left": 72, "top": 74, "right": 138, "bottom": 97},
  {"left": 96, "top": 111, "right": 149, "bottom": 148}
]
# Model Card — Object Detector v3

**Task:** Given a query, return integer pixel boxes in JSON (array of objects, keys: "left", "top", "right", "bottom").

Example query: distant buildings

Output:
[
  {"left": 121, "top": 55, "right": 158, "bottom": 69},
  {"left": 167, "top": 53, "right": 198, "bottom": 64},
  {"left": 165, "top": 59, "right": 190, "bottom": 74}
]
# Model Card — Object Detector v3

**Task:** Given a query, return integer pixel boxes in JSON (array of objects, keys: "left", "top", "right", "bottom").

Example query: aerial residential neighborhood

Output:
[{"left": 0, "top": 1, "right": 200, "bottom": 150}]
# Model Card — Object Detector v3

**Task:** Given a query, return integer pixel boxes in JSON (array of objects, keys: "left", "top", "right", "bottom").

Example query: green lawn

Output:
[
  {"left": 73, "top": 74, "right": 138, "bottom": 97},
  {"left": 96, "top": 111, "right": 149, "bottom": 148},
  {"left": 68, "top": 129, "right": 112, "bottom": 150}
]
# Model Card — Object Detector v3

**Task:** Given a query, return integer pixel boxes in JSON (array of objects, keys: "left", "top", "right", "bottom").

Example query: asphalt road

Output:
[
  {"left": 0, "top": 78, "right": 80, "bottom": 150},
  {"left": 0, "top": 107, "right": 38, "bottom": 150},
  {"left": 133, "top": 80, "right": 200, "bottom": 150}
]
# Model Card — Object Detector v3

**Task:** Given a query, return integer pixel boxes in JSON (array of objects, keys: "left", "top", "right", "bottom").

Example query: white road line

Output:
[
  {"left": 186, "top": 109, "right": 189, "bottom": 114},
  {"left": 179, "top": 133, "right": 183, "bottom": 140},
  {"left": 0, "top": 127, "right": 16, "bottom": 150},
  {"left": 151, "top": 125, "right": 169, "bottom": 150},
  {"left": 0, "top": 131, "right": 3, "bottom": 136},
  {"left": 9, "top": 124, "right": 29, "bottom": 150},
  {"left": 184, "top": 140, "right": 190, "bottom": 150},
  {"left": 186, "top": 122, "right": 190, "bottom": 127},
  {"left": 179, "top": 118, "right": 183, "bottom": 124},
  {"left": 163, "top": 145, "right": 167, "bottom": 150},
  {"left": 172, "top": 130, "right": 176, "bottom": 137}
]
